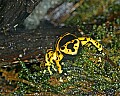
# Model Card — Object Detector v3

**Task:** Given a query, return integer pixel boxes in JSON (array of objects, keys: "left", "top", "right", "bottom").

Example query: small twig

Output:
[
  {"left": 103, "top": 56, "right": 117, "bottom": 68},
  {"left": 0, "top": 69, "right": 36, "bottom": 87}
]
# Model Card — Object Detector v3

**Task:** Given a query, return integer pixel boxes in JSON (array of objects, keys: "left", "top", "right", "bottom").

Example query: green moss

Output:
[{"left": 10, "top": 1, "right": 120, "bottom": 95}]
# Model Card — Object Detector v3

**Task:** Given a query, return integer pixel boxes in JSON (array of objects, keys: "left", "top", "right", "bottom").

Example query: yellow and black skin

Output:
[{"left": 45, "top": 33, "right": 102, "bottom": 75}]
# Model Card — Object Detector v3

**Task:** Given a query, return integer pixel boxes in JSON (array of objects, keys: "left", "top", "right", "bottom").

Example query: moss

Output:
[
  {"left": 65, "top": 0, "right": 118, "bottom": 26},
  {"left": 11, "top": 22, "right": 119, "bottom": 95},
  {"left": 1, "top": 0, "right": 120, "bottom": 95}
]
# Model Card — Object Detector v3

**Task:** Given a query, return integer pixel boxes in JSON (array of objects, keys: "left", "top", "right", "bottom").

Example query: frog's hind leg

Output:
[{"left": 78, "top": 37, "right": 102, "bottom": 51}]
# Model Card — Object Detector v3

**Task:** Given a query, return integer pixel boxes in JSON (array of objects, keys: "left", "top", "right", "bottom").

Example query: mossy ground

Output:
[{"left": 0, "top": 0, "right": 120, "bottom": 95}]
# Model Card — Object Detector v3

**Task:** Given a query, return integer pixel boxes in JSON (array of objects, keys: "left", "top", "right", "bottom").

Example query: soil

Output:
[{"left": 0, "top": 21, "right": 78, "bottom": 66}]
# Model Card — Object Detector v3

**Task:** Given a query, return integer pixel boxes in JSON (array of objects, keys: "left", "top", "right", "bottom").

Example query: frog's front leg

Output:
[
  {"left": 49, "top": 51, "right": 63, "bottom": 74},
  {"left": 45, "top": 61, "right": 57, "bottom": 75},
  {"left": 55, "top": 60, "right": 63, "bottom": 73},
  {"left": 51, "top": 64, "right": 57, "bottom": 72},
  {"left": 45, "top": 49, "right": 55, "bottom": 75},
  {"left": 47, "top": 65, "right": 53, "bottom": 75},
  {"left": 44, "top": 59, "right": 53, "bottom": 75},
  {"left": 54, "top": 50, "right": 64, "bottom": 73}
]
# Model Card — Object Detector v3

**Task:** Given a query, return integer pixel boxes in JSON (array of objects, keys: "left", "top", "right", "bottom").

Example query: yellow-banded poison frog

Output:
[{"left": 45, "top": 33, "right": 102, "bottom": 75}]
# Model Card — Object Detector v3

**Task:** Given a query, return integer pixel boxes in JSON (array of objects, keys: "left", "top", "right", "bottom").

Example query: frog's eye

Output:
[{"left": 60, "top": 39, "right": 80, "bottom": 55}]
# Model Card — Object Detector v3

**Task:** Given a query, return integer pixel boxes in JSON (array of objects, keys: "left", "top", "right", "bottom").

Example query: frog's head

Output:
[{"left": 55, "top": 33, "right": 80, "bottom": 55}]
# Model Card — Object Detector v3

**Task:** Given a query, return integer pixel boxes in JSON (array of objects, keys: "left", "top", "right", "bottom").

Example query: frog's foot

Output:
[
  {"left": 48, "top": 66, "right": 53, "bottom": 75},
  {"left": 52, "top": 64, "right": 57, "bottom": 72},
  {"left": 58, "top": 69, "right": 63, "bottom": 74}
]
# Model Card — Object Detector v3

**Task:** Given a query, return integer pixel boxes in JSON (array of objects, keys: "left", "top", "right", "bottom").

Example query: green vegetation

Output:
[
  {"left": 0, "top": 0, "right": 120, "bottom": 95},
  {"left": 10, "top": 20, "right": 120, "bottom": 95}
]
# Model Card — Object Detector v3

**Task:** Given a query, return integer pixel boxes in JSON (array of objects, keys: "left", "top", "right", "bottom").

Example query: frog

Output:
[{"left": 45, "top": 33, "right": 102, "bottom": 75}]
